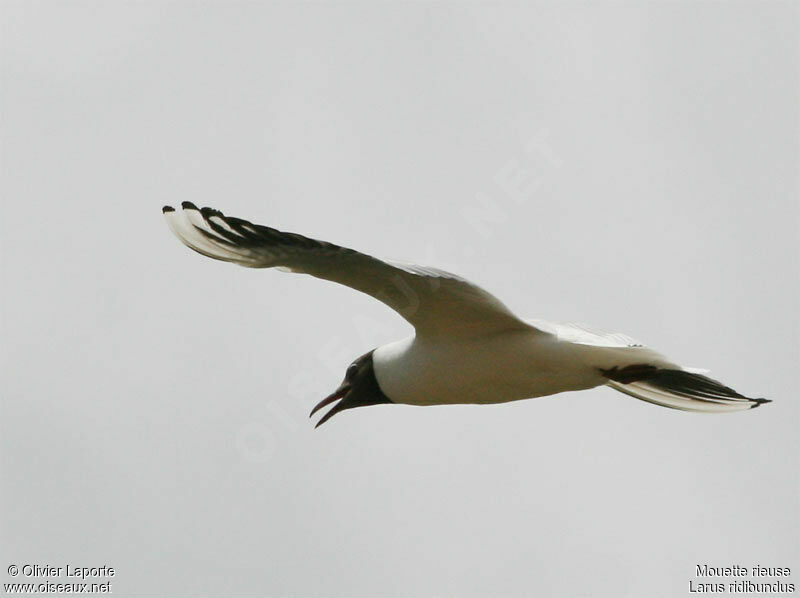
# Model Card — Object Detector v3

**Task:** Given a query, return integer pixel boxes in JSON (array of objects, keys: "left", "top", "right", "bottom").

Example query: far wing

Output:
[
  {"left": 526, "top": 320, "right": 645, "bottom": 348},
  {"left": 163, "top": 203, "right": 535, "bottom": 338}
]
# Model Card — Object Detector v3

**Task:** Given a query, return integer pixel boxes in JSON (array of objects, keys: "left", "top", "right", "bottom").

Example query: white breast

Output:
[{"left": 372, "top": 330, "right": 603, "bottom": 406}]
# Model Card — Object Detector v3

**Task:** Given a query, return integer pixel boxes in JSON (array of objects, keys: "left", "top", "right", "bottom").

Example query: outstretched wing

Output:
[
  {"left": 526, "top": 321, "right": 769, "bottom": 412},
  {"left": 163, "top": 203, "right": 533, "bottom": 338}
]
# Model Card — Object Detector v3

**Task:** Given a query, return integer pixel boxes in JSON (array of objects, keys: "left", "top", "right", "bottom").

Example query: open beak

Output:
[{"left": 309, "top": 384, "right": 351, "bottom": 428}]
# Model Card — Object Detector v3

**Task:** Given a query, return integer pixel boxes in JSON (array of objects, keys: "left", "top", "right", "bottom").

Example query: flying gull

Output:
[{"left": 163, "top": 203, "right": 769, "bottom": 427}]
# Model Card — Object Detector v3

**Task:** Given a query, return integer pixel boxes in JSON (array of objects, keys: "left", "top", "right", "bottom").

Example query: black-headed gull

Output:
[{"left": 163, "top": 203, "right": 769, "bottom": 427}]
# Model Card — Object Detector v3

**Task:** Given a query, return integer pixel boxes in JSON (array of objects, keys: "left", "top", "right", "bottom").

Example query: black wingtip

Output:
[
  {"left": 181, "top": 201, "right": 199, "bottom": 210},
  {"left": 200, "top": 206, "right": 222, "bottom": 218},
  {"left": 750, "top": 398, "right": 772, "bottom": 409},
  {"left": 162, "top": 205, "right": 175, "bottom": 213}
]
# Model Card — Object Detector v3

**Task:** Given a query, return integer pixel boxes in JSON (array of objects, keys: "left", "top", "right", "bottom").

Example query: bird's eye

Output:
[{"left": 347, "top": 364, "right": 358, "bottom": 378}]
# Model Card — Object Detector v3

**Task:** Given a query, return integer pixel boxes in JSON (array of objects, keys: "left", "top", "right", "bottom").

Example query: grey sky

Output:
[{"left": 2, "top": 2, "right": 798, "bottom": 596}]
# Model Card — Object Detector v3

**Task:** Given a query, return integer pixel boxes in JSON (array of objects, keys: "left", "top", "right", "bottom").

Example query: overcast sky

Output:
[{"left": 2, "top": 2, "right": 798, "bottom": 596}]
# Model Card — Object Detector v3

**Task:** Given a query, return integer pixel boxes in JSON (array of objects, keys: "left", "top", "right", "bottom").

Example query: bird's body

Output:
[
  {"left": 162, "top": 202, "right": 768, "bottom": 426},
  {"left": 375, "top": 330, "right": 602, "bottom": 406}
]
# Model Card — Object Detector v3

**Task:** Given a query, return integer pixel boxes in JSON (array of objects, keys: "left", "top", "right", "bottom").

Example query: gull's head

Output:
[{"left": 309, "top": 350, "right": 392, "bottom": 428}]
